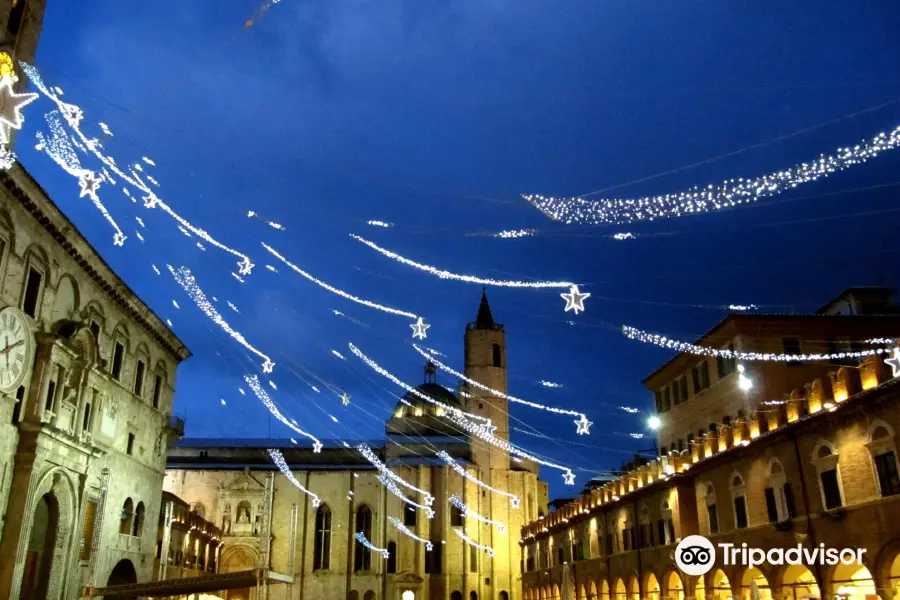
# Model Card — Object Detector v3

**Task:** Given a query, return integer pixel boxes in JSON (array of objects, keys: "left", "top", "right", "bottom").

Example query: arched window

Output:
[
  {"left": 354, "top": 505, "right": 373, "bottom": 572},
  {"left": 404, "top": 505, "right": 417, "bottom": 527},
  {"left": 867, "top": 422, "right": 900, "bottom": 497},
  {"left": 730, "top": 474, "right": 748, "bottom": 529},
  {"left": 492, "top": 344, "right": 502, "bottom": 368},
  {"left": 119, "top": 498, "right": 134, "bottom": 534},
  {"left": 314, "top": 504, "right": 332, "bottom": 570},
  {"left": 132, "top": 502, "right": 145, "bottom": 537},
  {"left": 764, "top": 459, "right": 796, "bottom": 523},
  {"left": 470, "top": 591, "right": 479, "bottom": 600},
  {"left": 500, "top": 592, "right": 509, "bottom": 600},
  {"left": 387, "top": 541, "right": 397, "bottom": 573},
  {"left": 812, "top": 442, "right": 843, "bottom": 510},
  {"left": 451, "top": 593, "right": 463, "bottom": 600},
  {"left": 702, "top": 484, "right": 718, "bottom": 535}
]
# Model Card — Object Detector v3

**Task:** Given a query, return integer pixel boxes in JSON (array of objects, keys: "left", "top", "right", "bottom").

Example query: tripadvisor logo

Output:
[{"left": 675, "top": 536, "right": 867, "bottom": 575}]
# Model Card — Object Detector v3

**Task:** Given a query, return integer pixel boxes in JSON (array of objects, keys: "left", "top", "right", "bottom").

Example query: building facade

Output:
[
  {"left": 165, "top": 293, "right": 548, "bottom": 600},
  {"left": 521, "top": 290, "right": 900, "bottom": 600},
  {"left": 0, "top": 164, "right": 191, "bottom": 598},
  {"left": 154, "top": 491, "right": 224, "bottom": 583}
]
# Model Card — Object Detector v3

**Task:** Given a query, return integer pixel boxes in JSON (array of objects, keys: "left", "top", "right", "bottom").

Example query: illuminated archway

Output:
[
  {"left": 644, "top": 573, "right": 660, "bottom": 600},
  {"left": 554, "top": 584, "right": 561, "bottom": 600},
  {"left": 664, "top": 570, "right": 685, "bottom": 600},
  {"left": 601, "top": 580, "right": 610, "bottom": 600},
  {"left": 711, "top": 569, "right": 732, "bottom": 600},
  {"left": 888, "top": 553, "right": 900, "bottom": 600},
  {"left": 629, "top": 575, "right": 640, "bottom": 600},
  {"left": 741, "top": 568, "right": 772, "bottom": 600},
  {"left": 694, "top": 573, "right": 706, "bottom": 600},
  {"left": 781, "top": 565, "right": 821, "bottom": 600},
  {"left": 589, "top": 581, "right": 598, "bottom": 600},
  {"left": 615, "top": 578, "right": 627, "bottom": 600},
  {"left": 831, "top": 561, "right": 876, "bottom": 600}
]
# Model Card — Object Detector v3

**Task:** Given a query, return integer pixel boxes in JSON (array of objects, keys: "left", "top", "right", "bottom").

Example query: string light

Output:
[
  {"left": 355, "top": 532, "right": 389, "bottom": 559},
  {"left": 357, "top": 443, "right": 436, "bottom": 507},
  {"left": 246, "top": 376, "right": 322, "bottom": 451},
  {"left": 622, "top": 324, "right": 891, "bottom": 362},
  {"left": 728, "top": 304, "right": 758, "bottom": 311},
  {"left": 620, "top": 406, "right": 640, "bottom": 414},
  {"left": 412, "top": 344, "right": 589, "bottom": 431},
  {"left": 247, "top": 210, "right": 286, "bottom": 230},
  {"left": 169, "top": 266, "right": 274, "bottom": 372},
  {"left": 452, "top": 528, "right": 494, "bottom": 558},
  {"left": 540, "top": 380, "right": 563, "bottom": 389},
  {"left": 388, "top": 516, "right": 433, "bottom": 550},
  {"left": 524, "top": 124, "right": 900, "bottom": 225},
  {"left": 410, "top": 317, "right": 430, "bottom": 340},
  {"left": 22, "top": 63, "right": 254, "bottom": 271},
  {"left": 332, "top": 310, "right": 370, "bottom": 328},
  {"left": 437, "top": 451, "right": 520, "bottom": 508},
  {"left": 268, "top": 449, "right": 320, "bottom": 507},
  {"left": 367, "top": 220, "right": 393, "bottom": 228},
  {"left": 448, "top": 494, "right": 506, "bottom": 533},
  {"left": 99, "top": 122, "right": 112, "bottom": 136},
  {"left": 494, "top": 229, "right": 535, "bottom": 239},
  {"left": 350, "top": 234, "right": 573, "bottom": 289},
  {"left": 612, "top": 232, "right": 635, "bottom": 240},
  {"left": 331, "top": 350, "right": 345, "bottom": 360},
  {"left": 0, "top": 74, "right": 37, "bottom": 144},
  {"left": 378, "top": 474, "right": 435, "bottom": 518},
  {"left": 227, "top": 301, "right": 240, "bottom": 313},
  {"left": 263, "top": 242, "right": 419, "bottom": 319},
  {"left": 0, "top": 145, "right": 14, "bottom": 170}
]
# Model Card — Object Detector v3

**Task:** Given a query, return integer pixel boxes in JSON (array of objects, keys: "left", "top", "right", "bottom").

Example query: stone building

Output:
[
  {"left": 164, "top": 293, "right": 548, "bottom": 600},
  {"left": 154, "top": 492, "right": 224, "bottom": 582},
  {"left": 521, "top": 291, "right": 900, "bottom": 600}
]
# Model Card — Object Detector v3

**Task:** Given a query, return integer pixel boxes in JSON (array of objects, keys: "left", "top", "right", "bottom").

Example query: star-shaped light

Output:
[
  {"left": 561, "top": 284, "right": 591, "bottom": 314},
  {"left": 426, "top": 508, "right": 435, "bottom": 519},
  {"left": 410, "top": 317, "right": 430, "bottom": 340},
  {"left": 0, "top": 76, "right": 37, "bottom": 144},
  {"left": 262, "top": 358, "right": 275, "bottom": 373},
  {"left": 142, "top": 194, "right": 159, "bottom": 208},
  {"left": 112, "top": 232, "right": 126, "bottom": 247},
  {"left": 511, "top": 496, "right": 521, "bottom": 509},
  {"left": 886, "top": 347, "right": 900, "bottom": 378},
  {"left": 425, "top": 541, "right": 434, "bottom": 551},
  {"left": 341, "top": 393, "right": 351, "bottom": 406},
  {"left": 78, "top": 171, "right": 102, "bottom": 199},
  {"left": 312, "top": 440, "right": 323, "bottom": 453},
  {"left": 575, "top": 414, "right": 593, "bottom": 435},
  {"left": 312, "top": 497, "right": 321, "bottom": 508},
  {"left": 562, "top": 470, "right": 576, "bottom": 485},
  {"left": 381, "top": 549, "right": 390, "bottom": 559},
  {"left": 498, "top": 524, "right": 507, "bottom": 534},
  {"left": 237, "top": 256, "right": 255, "bottom": 276},
  {"left": 424, "top": 494, "right": 435, "bottom": 507}
]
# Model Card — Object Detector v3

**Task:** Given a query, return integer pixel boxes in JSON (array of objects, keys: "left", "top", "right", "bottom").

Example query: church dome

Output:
[{"left": 386, "top": 378, "right": 464, "bottom": 437}]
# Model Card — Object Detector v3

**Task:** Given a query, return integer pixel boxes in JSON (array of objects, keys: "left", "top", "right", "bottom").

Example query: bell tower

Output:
[{"left": 464, "top": 288, "right": 509, "bottom": 471}]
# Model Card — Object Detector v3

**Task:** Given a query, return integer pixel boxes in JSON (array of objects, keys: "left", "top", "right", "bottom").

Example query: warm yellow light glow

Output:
[
  {"left": 835, "top": 390, "right": 848, "bottom": 403},
  {"left": 862, "top": 374, "right": 878, "bottom": 390},
  {"left": 0, "top": 52, "right": 15, "bottom": 81},
  {"left": 414, "top": 406, "right": 424, "bottom": 416}
]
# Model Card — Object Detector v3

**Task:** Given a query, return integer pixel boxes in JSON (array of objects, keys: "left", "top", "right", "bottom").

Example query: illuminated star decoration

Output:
[
  {"left": 0, "top": 75, "right": 38, "bottom": 145},
  {"left": 237, "top": 256, "right": 255, "bottom": 276},
  {"left": 561, "top": 285, "right": 591, "bottom": 314},
  {"left": 78, "top": 170, "right": 102, "bottom": 199},
  {"left": 886, "top": 348, "right": 900, "bottom": 378},
  {"left": 341, "top": 393, "right": 351, "bottom": 406},
  {"left": 262, "top": 358, "right": 275, "bottom": 374},
  {"left": 563, "top": 470, "right": 576, "bottom": 485},
  {"left": 575, "top": 414, "right": 593, "bottom": 435},
  {"left": 313, "top": 440, "right": 323, "bottom": 453},
  {"left": 112, "top": 232, "right": 126, "bottom": 247},
  {"left": 410, "top": 317, "right": 431, "bottom": 340},
  {"left": 511, "top": 497, "right": 521, "bottom": 509}
]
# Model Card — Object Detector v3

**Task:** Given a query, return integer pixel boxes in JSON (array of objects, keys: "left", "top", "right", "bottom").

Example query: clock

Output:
[{"left": 0, "top": 306, "right": 32, "bottom": 393}]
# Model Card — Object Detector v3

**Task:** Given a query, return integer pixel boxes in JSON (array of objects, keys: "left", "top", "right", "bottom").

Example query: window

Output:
[
  {"left": 82, "top": 399, "right": 93, "bottom": 432},
  {"left": 134, "top": 360, "right": 146, "bottom": 396},
  {"left": 874, "top": 452, "right": 900, "bottom": 497},
  {"left": 765, "top": 461, "right": 796, "bottom": 523},
  {"left": 22, "top": 266, "right": 42, "bottom": 318},
  {"left": 80, "top": 498, "right": 98, "bottom": 561},
  {"left": 404, "top": 505, "right": 417, "bottom": 527},
  {"left": 119, "top": 498, "right": 134, "bottom": 534},
  {"left": 152, "top": 374, "right": 163, "bottom": 409},
  {"left": 678, "top": 376, "right": 688, "bottom": 402},
  {"left": 127, "top": 432, "right": 135, "bottom": 455},
  {"left": 704, "top": 485, "right": 719, "bottom": 534},
  {"left": 450, "top": 504, "right": 464, "bottom": 526},
  {"left": 820, "top": 470, "right": 843, "bottom": 509},
  {"left": 386, "top": 541, "right": 397, "bottom": 574},
  {"left": 716, "top": 344, "right": 737, "bottom": 378},
  {"left": 11, "top": 386, "right": 23, "bottom": 424},
  {"left": 605, "top": 533, "right": 613, "bottom": 555},
  {"left": 492, "top": 343, "right": 502, "bottom": 368},
  {"left": 314, "top": 505, "right": 331, "bottom": 570},
  {"left": 692, "top": 361, "right": 710, "bottom": 393},
  {"left": 733, "top": 496, "right": 748, "bottom": 529},
  {"left": 90, "top": 320, "right": 101, "bottom": 342},
  {"left": 671, "top": 380, "right": 681, "bottom": 405},
  {"left": 654, "top": 390, "right": 663, "bottom": 413},
  {"left": 470, "top": 544, "right": 478, "bottom": 572},
  {"left": 354, "top": 505, "right": 373, "bottom": 572},
  {"left": 662, "top": 387, "right": 670, "bottom": 411},
  {"left": 44, "top": 379, "right": 56, "bottom": 413},
  {"left": 8, "top": 0, "right": 26, "bottom": 36},
  {"left": 112, "top": 342, "right": 125, "bottom": 381},
  {"left": 133, "top": 502, "right": 145, "bottom": 537}
]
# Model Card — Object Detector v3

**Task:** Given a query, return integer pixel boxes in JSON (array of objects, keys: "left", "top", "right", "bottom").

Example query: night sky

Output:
[{"left": 16, "top": 1, "right": 900, "bottom": 499}]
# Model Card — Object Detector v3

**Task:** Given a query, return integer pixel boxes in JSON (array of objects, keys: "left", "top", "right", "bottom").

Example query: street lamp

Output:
[{"left": 647, "top": 415, "right": 661, "bottom": 430}]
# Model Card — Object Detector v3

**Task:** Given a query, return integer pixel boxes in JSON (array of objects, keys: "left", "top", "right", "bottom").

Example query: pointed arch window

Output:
[
  {"left": 133, "top": 502, "right": 145, "bottom": 537},
  {"left": 314, "top": 504, "right": 331, "bottom": 570},
  {"left": 812, "top": 442, "right": 844, "bottom": 510},
  {"left": 866, "top": 422, "right": 900, "bottom": 497},
  {"left": 119, "top": 498, "right": 134, "bottom": 534},
  {"left": 354, "top": 505, "right": 373, "bottom": 572},
  {"left": 492, "top": 344, "right": 502, "bottom": 368}
]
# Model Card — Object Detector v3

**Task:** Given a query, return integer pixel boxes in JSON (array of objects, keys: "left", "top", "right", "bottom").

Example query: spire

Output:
[{"left": 474, "top": 287, "right": 495, "bottom": 329}]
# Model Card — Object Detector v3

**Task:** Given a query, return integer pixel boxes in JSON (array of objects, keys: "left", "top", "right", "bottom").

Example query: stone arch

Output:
[
  {"left": 739, "top": 566, "right": 772, "bottom": 600},
  {"left": 811, "top": 438, "right": 838, "bottom": 462},
  {"left": 107, "top": 558, "right": 138, "bottom": 586},
  {"left": 693, "top": 573, "right": 706, "bottom": 600},
  {"left": 15, "top": 467, "right": 77, "bottom": 600},
  {"left": 709, "top": 568, "right": 732, "bottom": 600},
  {"left": 364, "top": 591, "right": 376, "bottom": 600},
  {"left": 614, "top": 578, "right": 626, "bottom": 600},
  {"left": 51, "top": 273, "right": 79, "bottom": 322},
  {"left": 589, "top": 581, "right": 598, "bottom": 600},
  {"left": 778, "top": 564, "right": 821, "bottom": 600},
  {"left": 662, "top": 569, "right": 685, "bottom": 600},
  {"left": 867, "top": 419, "right": 896, "bottom": 442},
  {"left": 600, "top": 579, "right": 610, "bottom": 600},
  {"left": 552, "top": 584, "right": 560, "bottom": 600},
  {"left": 643, "top": 572, "right": 660, "bottom": 600},
  {"left": 628, "top": 573, "right": 640, "bottom": 600},
  {"left": 825, "top": 556, "right": 877, "bottom": 600},
  {"left": 221, "top": 544, "right": 260, "bottom": 572}
]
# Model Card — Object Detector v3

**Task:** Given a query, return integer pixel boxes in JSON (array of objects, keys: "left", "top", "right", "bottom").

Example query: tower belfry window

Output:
[{"left": 492, "top": 344, "right": 502, "bottom": 368}]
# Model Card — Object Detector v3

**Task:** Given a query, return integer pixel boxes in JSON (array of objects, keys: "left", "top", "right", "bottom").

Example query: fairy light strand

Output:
[
  {"left": 448, "top": 494, "right": 506, "bottom": 533},
  {"left": 437, "top": 451, "right": 520, "bottom": 508},
  {"left": 350, "top": 234, "right": 573, "bottom": 289},
  {"left": 355, "top": 532, "right": 389, "bottom": 559},
  {"left": 523, "top": 124, "right": 900, "bottom": 225},
  {"left": 388, "top": 516, "right": 433, "bottom": 550},
  {"left": 377, "top": 474, "right": 435, "bottom": 518},
  {"left": 412, "top": 344, "right": 590, "bottom": 430},
  {"left": 357, "top": 443, "right": 436, "bottom": 507},
  {"left": 263, "top": 242, "right": 419, "bottom": 319},
  {"left": 623, "top": 325, "right": 891, "bottom": 361},
  {"left": 169, "top": 266, "right": 274, "bottom": 372},
  {"left": 268, "top": 449, "right": 320, "bottom": 507},
  {"left": 246, "top": 376, "right": 322, "bottom": 451},
  {"left": 452, "top": 528, "right": 494, "bottom": 558}
]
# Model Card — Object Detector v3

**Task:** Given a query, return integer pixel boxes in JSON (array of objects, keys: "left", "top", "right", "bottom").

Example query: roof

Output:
[
  {"left": 475, "top": 289, "right": 495, "bottom": 329},
  {"left": 1, "top": 165, "right": 190, "bottom": 361},
  {"left": 398, "top": 382, "right": 461, "bottom": 409}
]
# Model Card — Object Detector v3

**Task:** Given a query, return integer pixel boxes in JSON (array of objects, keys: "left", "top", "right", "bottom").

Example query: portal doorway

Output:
[{"left": 20, "top": 493, "right": 59, "bottom": 600}]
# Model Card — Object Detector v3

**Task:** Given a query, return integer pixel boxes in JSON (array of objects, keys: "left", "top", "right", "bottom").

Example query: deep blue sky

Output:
[{"left": 17, "top": 1, "right": 900, "bottom": 499}]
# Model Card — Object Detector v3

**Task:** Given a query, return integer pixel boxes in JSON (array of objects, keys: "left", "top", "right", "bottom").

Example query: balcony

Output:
[
  {"left": 117, "top": 534, "right": 143, "bottom": 553},
  {"left": 166, "top": 415, "right": 185, "bottom": 438}
]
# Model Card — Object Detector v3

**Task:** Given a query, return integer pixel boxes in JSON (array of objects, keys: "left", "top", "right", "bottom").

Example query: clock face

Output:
[{"left": 0, "top": 307, "right": 31, "bottom": 392}]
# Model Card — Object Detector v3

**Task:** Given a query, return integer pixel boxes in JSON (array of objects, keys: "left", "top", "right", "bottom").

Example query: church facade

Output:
[{"left": 164, "top": 293, "right": 548, "bottom": 600}]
